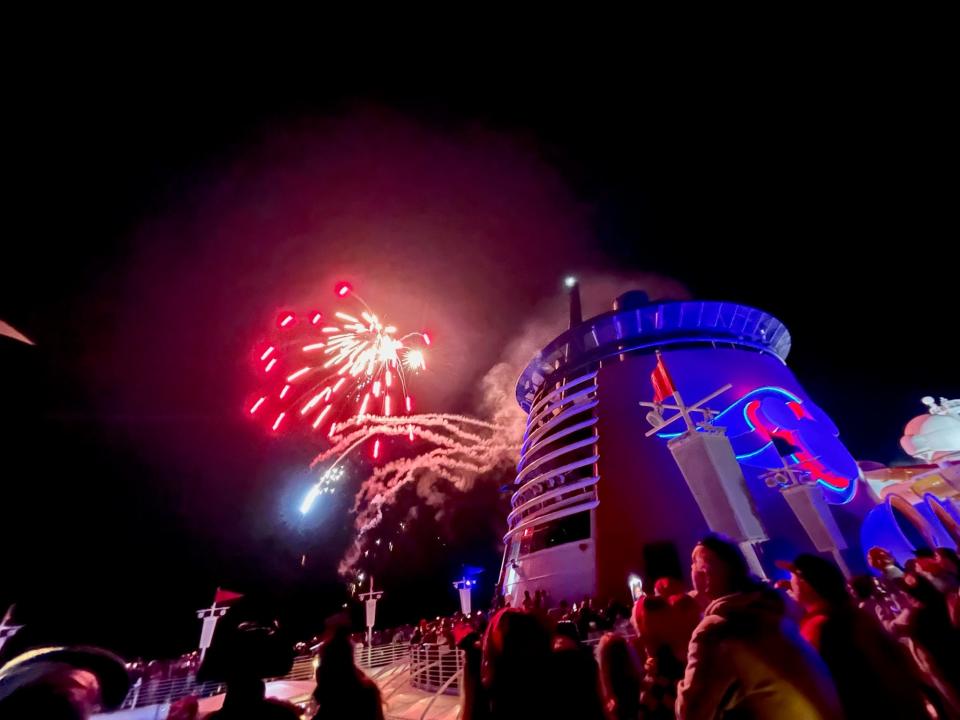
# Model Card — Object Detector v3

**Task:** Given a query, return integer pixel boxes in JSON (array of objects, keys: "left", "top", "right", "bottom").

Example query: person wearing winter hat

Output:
[{"left": 779, "top": 553, "right": 929, "bottom": 720}]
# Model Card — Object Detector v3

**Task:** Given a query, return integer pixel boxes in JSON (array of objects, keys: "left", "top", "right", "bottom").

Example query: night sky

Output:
[{"left": 2, "top": 48, "right": 956, "bottom": 661}]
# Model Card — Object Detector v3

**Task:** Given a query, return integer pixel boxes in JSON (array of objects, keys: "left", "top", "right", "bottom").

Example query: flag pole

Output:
[
  {"left": 672, "top": 390, "right": 695, "bottom": 433},
  {"left": 641, "top": 358, "right": 768, "bottom": 578},
  {"left": 197, "top": 589, "right": 238, "bottom": 664}
]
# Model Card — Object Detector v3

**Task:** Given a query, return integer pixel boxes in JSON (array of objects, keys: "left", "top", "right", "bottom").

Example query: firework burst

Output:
[
  {"left": 247, "top": 282, "right": 430, "bottom": 439},
  {"left": 248, "top": 283, "right": 521, "bottom": 583}
]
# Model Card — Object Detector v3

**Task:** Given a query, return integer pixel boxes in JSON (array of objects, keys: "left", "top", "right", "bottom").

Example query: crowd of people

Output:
[
  {"left": 454, "top": 537, "right": 960, "bottom": 720},
  {"left": 1, "top": 535, "right": 958, "bottom": 718},
  {"left": 333, "top": 593, "right": 633, "bottom": 653},
  {"left": 125, "top": 650, "right": 202, "bottom": 686}
]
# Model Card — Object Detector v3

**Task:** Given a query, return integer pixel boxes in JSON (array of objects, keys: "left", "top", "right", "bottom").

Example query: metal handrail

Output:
[
  {"left": 115, "top": 633, "right": 634, "bottom": 719},
  {"left": 409, "top": 644, "right": 463, "bottom": 695},
  {"left": 377, "top": 660, "right": 415, "bottom": 701},
  {"left": 120, "top": 643, "right": 412, "bottom": 710},
  {"left": 356, "top": 641, "right": 411, "bottom": 669},
  {"left": 417, "top": 662, "right": 463, "bottom": 720}
]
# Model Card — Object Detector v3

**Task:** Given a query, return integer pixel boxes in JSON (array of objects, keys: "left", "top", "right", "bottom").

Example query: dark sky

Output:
[{"left": 2, "top": 46, "right": 956, "bottom": 660}]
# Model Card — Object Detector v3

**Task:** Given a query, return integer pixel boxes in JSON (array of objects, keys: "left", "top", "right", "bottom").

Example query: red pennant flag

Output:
[
  {"left": 651, "top": 354, "right": 676, "bottom": 404},
  {"left": 214, "top": 587, "right": 244, "bottom": 605}
]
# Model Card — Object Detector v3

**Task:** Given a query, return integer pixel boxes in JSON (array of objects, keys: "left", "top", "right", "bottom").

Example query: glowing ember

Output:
[
  {"left": 313, "top": 405, "right": 332, "bottom": 429},
  {"left": 404, "top": 349, "right": 426, "bottom": 371}
]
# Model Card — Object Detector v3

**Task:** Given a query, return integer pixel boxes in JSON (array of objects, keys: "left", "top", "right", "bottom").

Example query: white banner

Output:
[
  {"left": 782, "top": 483, "right": 847, "bottom": 552},
  {"left": 458, "top": 587, "right": 472, "bottom": 615},
  {"left": 365, "top": 598, "right": 377, "bottom": 629},
  {"left": 669, "top": 431, "right": 767, "bottom": 543},
  {"left": 199, "top": 615, "right": 219, "bottom": 650}
]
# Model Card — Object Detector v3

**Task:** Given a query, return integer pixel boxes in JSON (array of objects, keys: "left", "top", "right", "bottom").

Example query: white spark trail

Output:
[{"left": 304, "top": 412, "right": 520, "bottom": 576}]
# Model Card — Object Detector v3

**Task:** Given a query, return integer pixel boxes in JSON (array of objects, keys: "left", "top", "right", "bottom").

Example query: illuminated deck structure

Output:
[{"left": 499, "top": 286, "right": 860, "bottom": 605}]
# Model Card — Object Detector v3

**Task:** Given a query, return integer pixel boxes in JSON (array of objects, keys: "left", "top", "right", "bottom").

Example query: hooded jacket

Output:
[{"left": 676, "top": 587, "right": 842, "bottom": 720}]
